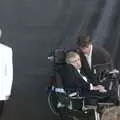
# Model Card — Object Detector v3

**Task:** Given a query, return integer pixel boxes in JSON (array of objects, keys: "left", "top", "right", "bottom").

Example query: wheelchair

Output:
[{"left": 47, "top": 48, "right": 120, "bottom": 120}]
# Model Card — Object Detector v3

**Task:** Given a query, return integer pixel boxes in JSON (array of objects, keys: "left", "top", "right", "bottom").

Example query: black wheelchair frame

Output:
[{"left": 47, "top": 48, "right": 120, "bottom": 120}]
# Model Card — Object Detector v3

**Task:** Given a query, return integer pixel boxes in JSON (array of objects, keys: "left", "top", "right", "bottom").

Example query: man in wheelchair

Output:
[
  {"left": 60, "top": 51, "right": 117, "bottom": 103},
  {"left": 47, "top": 49, "right": 120, "bottom": 120}
]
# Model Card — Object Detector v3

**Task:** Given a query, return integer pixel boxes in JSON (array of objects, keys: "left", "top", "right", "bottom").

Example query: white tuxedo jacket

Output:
[{"left": 0, "top": 43, "right": 13, "bottom": 100}]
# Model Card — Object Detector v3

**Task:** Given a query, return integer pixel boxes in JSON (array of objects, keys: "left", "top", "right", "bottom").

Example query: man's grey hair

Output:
[{"left": 65, "top": 51, "right": 80, "bottom": 64}]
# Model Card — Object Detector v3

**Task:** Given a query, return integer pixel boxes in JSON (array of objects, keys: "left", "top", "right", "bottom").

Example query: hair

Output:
[
  {"left": 76, "top": 35, "right": 92, "bottom": 47},
  {"left": 101, "top": 106, "right": 120, "bottom": 120},
  {"left": 65, "top": 51, "right": 80, "bottom": 64}
]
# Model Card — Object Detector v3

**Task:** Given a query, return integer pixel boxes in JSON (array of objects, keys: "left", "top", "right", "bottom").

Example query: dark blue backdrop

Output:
[{"left": 0, "top": 0, "right": 120, "bottom": 120}]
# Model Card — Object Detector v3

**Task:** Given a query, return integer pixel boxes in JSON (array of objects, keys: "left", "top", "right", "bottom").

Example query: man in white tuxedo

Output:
[{"left": 0, "top": 28, "right": 13, "bottom": 117}]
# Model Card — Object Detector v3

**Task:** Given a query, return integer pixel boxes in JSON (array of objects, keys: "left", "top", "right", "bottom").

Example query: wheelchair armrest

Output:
[
  {"left": 50, "top": 87, "right": 84, "bottom": 100},
  {"left": 54, "top": 88, "right": 81, "bottom": 98},
  {"left": 54, "top": 88, "right": 66, "bottom": 93},
  {"left": 68, "top": 92, "right": 78, "bottom": 97},
  {"left": 109, "top": 69, "right": 119, "bottom": 74},
  {"left": 50, "top": 87, "right": 78, "bottom": 96}
]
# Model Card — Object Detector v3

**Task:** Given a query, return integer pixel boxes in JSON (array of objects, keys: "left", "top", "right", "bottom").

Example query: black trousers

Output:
[{"left": 0, "top": 101, "right": 4, "bottom": 117}]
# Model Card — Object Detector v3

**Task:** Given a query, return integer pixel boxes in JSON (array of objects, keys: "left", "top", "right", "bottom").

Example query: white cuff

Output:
[{"left": 90, "top": 83, "right": 94, "bottom": 90}]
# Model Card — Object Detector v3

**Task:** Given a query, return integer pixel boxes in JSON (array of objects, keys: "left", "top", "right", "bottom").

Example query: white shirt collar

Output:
[{"left": 84, "top": 44, "right": 93, "bottom": 57}]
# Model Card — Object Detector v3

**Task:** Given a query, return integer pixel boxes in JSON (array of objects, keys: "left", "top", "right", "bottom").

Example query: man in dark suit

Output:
[
  {"left": 76, "top": 35, "right": 113, "bottom": 85},
  {"left": 60, "top": 51, "right": 107, "bottom": 97}
]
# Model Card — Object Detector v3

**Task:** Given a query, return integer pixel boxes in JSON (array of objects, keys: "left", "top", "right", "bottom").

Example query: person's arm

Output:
[{"left": 99, "top": 47, "right": 113, "bottom": 69}]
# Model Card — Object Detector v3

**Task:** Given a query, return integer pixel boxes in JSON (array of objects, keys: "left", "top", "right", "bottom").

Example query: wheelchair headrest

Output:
[{"left": 48, "top": 48, "right": 66, "bottom": 65}]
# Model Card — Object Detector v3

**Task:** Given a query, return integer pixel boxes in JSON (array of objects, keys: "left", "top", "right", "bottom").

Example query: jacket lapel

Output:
[{"left": 75, "top": 69, "right": 91, "bottom": 83}]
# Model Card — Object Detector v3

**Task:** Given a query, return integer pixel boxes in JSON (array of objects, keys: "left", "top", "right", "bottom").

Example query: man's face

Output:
[
  {"left": 70, "top": 55, "right": 81, "bottom": 69},
  {"left": 80, "top": 44, "right": 91, "bottom": 55}
]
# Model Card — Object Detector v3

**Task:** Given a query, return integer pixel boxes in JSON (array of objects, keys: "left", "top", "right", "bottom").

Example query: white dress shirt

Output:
[{"left": 85, "top": 45, "right": 93, "bottom": 69}]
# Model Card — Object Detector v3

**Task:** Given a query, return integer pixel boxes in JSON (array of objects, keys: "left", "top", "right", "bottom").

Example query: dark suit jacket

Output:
[
  {"left": 76, "top": 46, "right": 113, "bottom": 85},
  {"left": 59, "top": 64, "right": 114, "bottom": 100},
  {"left": 60, "top": 64, "right": 92, "bottom": 96}
]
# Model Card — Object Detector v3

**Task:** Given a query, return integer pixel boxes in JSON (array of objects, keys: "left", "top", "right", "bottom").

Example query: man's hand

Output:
[{"left": 93, "top": 85, "right": 107, "bottom": 92}]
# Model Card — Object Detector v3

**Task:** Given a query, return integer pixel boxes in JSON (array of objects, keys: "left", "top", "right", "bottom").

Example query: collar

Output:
[{"left": 85, "top": 44, "right": 93, "bottom": 57}]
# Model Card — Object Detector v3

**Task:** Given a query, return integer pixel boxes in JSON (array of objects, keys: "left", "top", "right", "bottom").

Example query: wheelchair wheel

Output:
[
  {"left": 48, "top": 92, "right": 59, "bottom": 116},
  {"left": 48, "top": 92, "right": 75, "bottom": 120}
]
